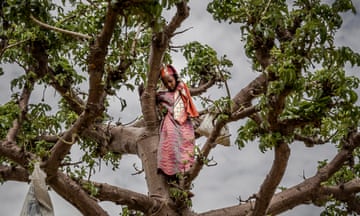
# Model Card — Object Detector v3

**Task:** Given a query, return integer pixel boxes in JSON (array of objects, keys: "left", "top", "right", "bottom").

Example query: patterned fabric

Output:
[
  {"left": 157, "top": 82, "right": 198, "bottom": 176},
  {"left": 173, "top": 89, "right": 187, "bottom": 124}
]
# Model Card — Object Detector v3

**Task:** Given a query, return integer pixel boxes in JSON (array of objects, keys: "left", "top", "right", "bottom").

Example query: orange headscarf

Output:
[
  {"left": 160, "top": 64, "right": 177, "bottom": 79},
  {"left": 179, "top": 82, "right": 199, "bottom": 118}
]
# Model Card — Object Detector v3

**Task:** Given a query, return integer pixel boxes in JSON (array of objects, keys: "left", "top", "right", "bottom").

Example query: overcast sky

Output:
[{"left": 1, "top": 1, "right": 360, "bottom": 216}]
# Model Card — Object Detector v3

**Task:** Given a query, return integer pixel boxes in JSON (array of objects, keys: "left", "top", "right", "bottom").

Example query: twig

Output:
[
  {"left": 61, "top": 161, "right": 83, "bottom": 166},
  {"left": 261, "top": 0, "right": 272, "bottom": 18},
  {"left": 216, "top": 65, "right": 232, "bottom": 111},
  {"left": 0, "top": 39, "right": 30, "bottom": 58},
  {"left": 131, "top": 163, "right": 144, "bottom": 175},
  {"left": 172, "top": 26, "right": 193, "bottom": 37}
]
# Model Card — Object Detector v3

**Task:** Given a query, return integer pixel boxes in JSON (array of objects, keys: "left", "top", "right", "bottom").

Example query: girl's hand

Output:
[{"left": 191, "top": 116, "right": 200, "bottom": 128}]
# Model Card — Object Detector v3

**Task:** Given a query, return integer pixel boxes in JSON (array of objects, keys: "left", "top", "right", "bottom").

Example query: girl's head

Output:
[{"left": 160, "top": 65, "right": 179, "bottom": 91}]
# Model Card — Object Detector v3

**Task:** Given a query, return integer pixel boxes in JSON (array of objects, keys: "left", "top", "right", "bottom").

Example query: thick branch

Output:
[
  {"left": 319, "top": 179, "right": 360, "bottom": 214},
  {"left": 0, "top": 165, "right": 29, "bottom": 182},
  {"left": 165, "top": 1, "right": 190, "bottom": 37},
  {"left": 230, "top": 106, "right": 258, "bottom": 121},
  {"left": 87, "top": 3, "right": 119, "bottom": 108},
  {"left": 231, "top": 74, "right": 267, "bottom": 113},
  {"left": 252, "top": 142, "right": 290, "bottom": 216},
  {"left": 322, "top": 178, "right": 360, "bottom": 196},
  {"left": 81, "top": 180, "right": 161, "bottom": 214},
  {"left": 107, "top": 125, "right": 145, "bottom": 154},
  {"left": 5, "top": 38, "right": 48, "bottom": 143},
  {"left": 49, "top": 172, "right": 108, "bottom": 216},
  {"left": 0, "top": 141, "right": 32, "bottom": 169}
]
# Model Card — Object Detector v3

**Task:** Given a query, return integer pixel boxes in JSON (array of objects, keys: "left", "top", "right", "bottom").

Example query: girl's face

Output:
[{"left": 162, "top": 74, "right": 177, "bottom": 91}]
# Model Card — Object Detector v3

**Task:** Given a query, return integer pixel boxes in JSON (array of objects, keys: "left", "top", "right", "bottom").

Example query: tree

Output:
[{"left": 1, "top": 0, "right": 360, "bottom": 215}]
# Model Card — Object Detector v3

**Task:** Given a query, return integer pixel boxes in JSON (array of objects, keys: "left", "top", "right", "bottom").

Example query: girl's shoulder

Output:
[{"left": 176, "top": 81, "right": 186, "bottom": 89}]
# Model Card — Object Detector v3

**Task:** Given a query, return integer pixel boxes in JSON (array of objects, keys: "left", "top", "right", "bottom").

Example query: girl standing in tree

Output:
[{"left": 157, "top": 64, "right": 199, "bottom": 179}]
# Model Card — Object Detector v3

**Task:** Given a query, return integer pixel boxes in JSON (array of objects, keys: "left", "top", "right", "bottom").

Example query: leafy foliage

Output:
[
  {"left": 181, "top": 41, "right": 232, "bottom": 87},
  {"left": 209, "top": 0, "right": 360, "bottom": 214},
  {"left": 0, "top": 101, "right": 20, "bottom": 139}
]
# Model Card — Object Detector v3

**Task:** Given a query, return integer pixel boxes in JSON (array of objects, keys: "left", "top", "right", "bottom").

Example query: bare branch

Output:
[
  {"left": 131, "top": 26, "right": 142, "bottom": 55},
  {"left": 333, "top": 178, "right": 360, "bottom": 192},
  {"left": 131, "top": 163, "right": 144, "bottom": 175},
  {"left": 189, "top": 79, "right": 217, "bottom": 96},
  {"left": 165, "top": 1, "right": 190, "bottom": 36},
  {"left": 30, "top": 15, "right": 91, "bottom": 40}
]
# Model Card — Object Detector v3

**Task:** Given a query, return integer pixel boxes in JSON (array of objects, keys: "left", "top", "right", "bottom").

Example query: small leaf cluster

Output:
[
  {"left": 18, "top": 103, "right": 60, "bottom": 150},
  {"left": 321, "top": 200, "right": 359, "bottom": 216},
  {"left": 120, "top": 206, "right": 144, "bottom": 216},
  {"left": 169, "top": 186, "right": 193, "bottom": 208},
  {"left": 0, "top": 101, "right": 20, "bottom": 139},
  {"left": 180, "top": 41, "right": 232, "bottom": 88}
]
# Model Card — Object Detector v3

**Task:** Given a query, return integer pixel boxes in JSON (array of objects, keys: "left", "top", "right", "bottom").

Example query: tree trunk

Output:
[{"left": 137, "top": 131, "right": 182, "bottom": 215}]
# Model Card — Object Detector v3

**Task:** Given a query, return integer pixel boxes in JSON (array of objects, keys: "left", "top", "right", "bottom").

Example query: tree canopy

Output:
[{"left": 1, "top": 0, "right": 360, "bottom": 215}]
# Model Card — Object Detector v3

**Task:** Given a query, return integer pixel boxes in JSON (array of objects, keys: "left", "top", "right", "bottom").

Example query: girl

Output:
[{"left": 157, "top": 64, "right": 199, "bottom": 178}]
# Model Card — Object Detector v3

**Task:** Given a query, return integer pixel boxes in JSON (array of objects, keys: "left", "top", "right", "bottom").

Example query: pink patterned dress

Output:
[{"left": 157, "top": 83, "right": 198, "bottom": 176}]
